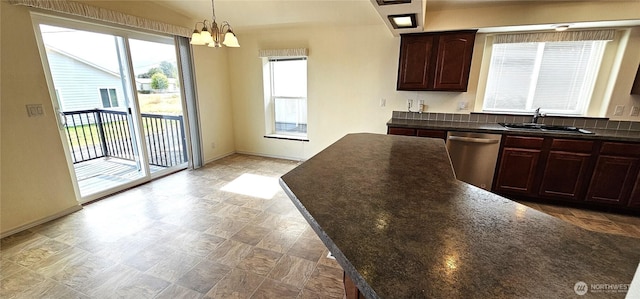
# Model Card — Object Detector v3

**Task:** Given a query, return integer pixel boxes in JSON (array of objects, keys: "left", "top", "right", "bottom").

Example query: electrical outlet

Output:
[
  {"left": 458, "top": 101, "right": 469, "bottom": 111},
  {"left": 26, "top": 104, "right": 44, "bottom": 117},
  {"left": 614, "top": 105, "right": 625, "bottom": 116},
  {"left": 631, "top": 106, "right": 640, "bottom": 116},
  {"left": 380, "top": 98, "right": 386, "bottom": 107}
]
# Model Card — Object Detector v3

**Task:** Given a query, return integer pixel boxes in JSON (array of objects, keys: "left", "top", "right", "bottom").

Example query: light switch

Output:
[
  {"left": 631, "top": 106, "right": 640, "bottom": 117},
  {"left": 26, "top": 104, "right": 44, "bottom": 117},
  {"left": 614, "top": 105, "right": 625, "bottom": 116}
]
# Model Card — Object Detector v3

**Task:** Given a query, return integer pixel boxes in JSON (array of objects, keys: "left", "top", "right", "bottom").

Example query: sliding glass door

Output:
[{"left": 34, "top": 15, "right": 189, "bottom": 203}]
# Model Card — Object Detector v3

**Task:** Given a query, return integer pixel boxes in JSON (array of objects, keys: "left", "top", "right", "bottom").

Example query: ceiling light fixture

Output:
[
  {"left": 190, "top": 0, "right": 239, "bottom": 48},
  {"left": 554, "top": 24, "right": 571, "bottom": 31},
  {"left": 388, "top": 14, "right": 417, "bottom": 29}
]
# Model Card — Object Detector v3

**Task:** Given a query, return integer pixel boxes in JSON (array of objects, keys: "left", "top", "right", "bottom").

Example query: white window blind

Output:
[
  {"left": 483, "top": 40, "right": 607, "bottom": 115},
  {"left": 269, "top": 57, "right": 308, "bottom": 136}
]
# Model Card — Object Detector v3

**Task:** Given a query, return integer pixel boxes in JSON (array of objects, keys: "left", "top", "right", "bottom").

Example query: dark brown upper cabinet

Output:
[{"left": 397, "top": 30, "right": 477, "bottom": 91}]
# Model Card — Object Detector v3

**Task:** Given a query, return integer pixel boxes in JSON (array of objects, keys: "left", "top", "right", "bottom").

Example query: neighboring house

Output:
[
  {"left": 136, "top": 77, "right": 178, "bottom": 93},
  {"left": 46, "top": 46, "right": 179, "bottom": 112},
  {"left": 46, "top": 46, "right": 126, "bottom": 112}
]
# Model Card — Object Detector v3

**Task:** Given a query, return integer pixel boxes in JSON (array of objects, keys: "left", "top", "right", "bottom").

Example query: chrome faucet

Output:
[{"left": 532, "top": 107, "right": 545, "bottom": 123}]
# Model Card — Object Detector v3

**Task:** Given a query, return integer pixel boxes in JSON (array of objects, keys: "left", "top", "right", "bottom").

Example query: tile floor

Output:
[{"left": 2, "top": 154, "right": 639, "bottom": 299}]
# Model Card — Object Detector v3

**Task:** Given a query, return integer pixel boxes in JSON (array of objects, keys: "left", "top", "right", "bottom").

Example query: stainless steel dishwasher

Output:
[{"left": 445, "top": 132, "right": 502, "bottom": 190}]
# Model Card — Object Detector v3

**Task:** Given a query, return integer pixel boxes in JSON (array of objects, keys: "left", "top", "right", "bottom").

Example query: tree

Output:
[
  {"left": 151, "top": 73, "right": 169, "bottom": 90},
  {"left": 159, "top": 61, "right": 178, "bottom": 78},
  {"left": 137, "top": 67, "right": 162, "bottom": 78}
]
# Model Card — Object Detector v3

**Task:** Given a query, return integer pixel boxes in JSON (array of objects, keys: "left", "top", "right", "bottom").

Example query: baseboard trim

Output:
[
  {"left": 203, "top": 151, "right": 237, "bottom": 165},
  {"left": 0, "top": 205, "right": 83, "bottom": 239},
  {"left": 234, "top": 150, "right": 306, "bottom": 162}
]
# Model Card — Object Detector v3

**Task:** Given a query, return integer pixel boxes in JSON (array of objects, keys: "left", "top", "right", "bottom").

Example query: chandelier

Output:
[{"left": 190, "top": 0, "right": 240, "bottom": 48}]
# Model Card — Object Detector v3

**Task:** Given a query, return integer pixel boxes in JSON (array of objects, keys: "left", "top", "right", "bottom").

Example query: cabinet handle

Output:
[{"left": 447, "top": 136, "right": 500, "bottom": 144}]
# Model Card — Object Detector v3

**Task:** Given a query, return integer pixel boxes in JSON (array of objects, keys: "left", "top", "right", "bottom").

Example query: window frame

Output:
[
  {"left": 481, "top": 39, "right": 606, "bottom": 116},
  {"left": 262, "top": 56, "right": 309, "bottom": 141},
  {"left": 98, "top": 87, "right": 119, "bottom": 108},
  {"left": 475, "top": 30, "right": 625, "bottom": 118}
]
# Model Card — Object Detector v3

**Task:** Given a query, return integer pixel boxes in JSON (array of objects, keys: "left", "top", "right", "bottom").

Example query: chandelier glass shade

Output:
[{"left": 190, "top": 0, "right": 239, "bottom": 48}]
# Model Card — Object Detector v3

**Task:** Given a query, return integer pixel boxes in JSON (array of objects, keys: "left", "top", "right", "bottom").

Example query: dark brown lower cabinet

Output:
[
  {"left": 494, "top": 148, "right": 541, "bottom": 195},
  {"left": 586, "top": 155, "right": 640, "bottom": 205},
  {"left": 629, "top": 175, "right": 640, "bottom": 208},
  {"left": 417, "top": 129, "right": 446, "bottom": 140},
  {"left": 344, "top": 272, "right": 366, "bottom": 299},
  {"left": 539, "top": 151, "right": 592, "bottom": 201},
  {"left": 387, "top": 127, "right": 416, "bottom": 136}
]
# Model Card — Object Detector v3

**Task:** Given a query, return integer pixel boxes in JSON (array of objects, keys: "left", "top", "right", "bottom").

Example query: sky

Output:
[{"left": 40, "top": 24, "right": 178, "bottom": 76}]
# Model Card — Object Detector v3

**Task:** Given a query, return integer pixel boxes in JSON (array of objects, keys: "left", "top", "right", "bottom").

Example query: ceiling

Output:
[
  {"left": 153, "top": 0, "right": 638, "bottom": 35},
  {"left": 154, "top": 0, "right": 382, "bottom": 32}
]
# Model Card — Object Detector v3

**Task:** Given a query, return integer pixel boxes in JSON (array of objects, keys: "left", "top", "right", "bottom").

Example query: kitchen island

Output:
[{"left": 279, "top": 133, "right": 640, "bottom": 298}]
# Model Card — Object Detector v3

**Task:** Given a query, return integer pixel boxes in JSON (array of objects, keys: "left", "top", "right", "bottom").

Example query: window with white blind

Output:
[
  {"left": 266, "top": 57, "right": 308, "bottom": 137},
  {"left": 483, "top": 40, "right": 607, "bottom": 115}
]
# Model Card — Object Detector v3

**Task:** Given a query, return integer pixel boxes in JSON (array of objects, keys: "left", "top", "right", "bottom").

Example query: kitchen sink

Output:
[{"left": 499, "top": 123, "right": 593, "bottom": 134}]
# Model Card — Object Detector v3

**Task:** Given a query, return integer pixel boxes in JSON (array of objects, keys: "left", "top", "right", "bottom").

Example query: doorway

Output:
[{"left": 35, "top": 17, "right": 189, "bottom": 203}]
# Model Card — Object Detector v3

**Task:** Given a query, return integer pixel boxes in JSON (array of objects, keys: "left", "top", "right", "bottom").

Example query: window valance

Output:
[
  {"left": 494, "top": 29, "right": 615, "bottom": 44},
  {"left": 258, "top": 48, "right": 309, "bottom": 58},
  {"left": 9, "top": 0, "right": 192, "bottom": 37}
]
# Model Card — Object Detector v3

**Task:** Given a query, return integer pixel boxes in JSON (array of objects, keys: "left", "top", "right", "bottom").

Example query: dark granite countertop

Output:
[
  {"left": 387, "top": 118, "right": 640, "bottom": 142},
  {"left": 280, "top": 133, "right": 640, "bottom": 298}
]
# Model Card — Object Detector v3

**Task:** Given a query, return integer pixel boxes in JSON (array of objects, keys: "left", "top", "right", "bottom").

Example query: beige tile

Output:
[
  {"left": 164, "top": 231, "right": 226, "bottom": 258},
  {"left": 30, "top": 246, "right": 91, "bottom": 276},
  {"left": 318, "top": 250, "right": 342, "bottom": 270},
  {"left": 203, "top": 216, "right": 249, "bottom": 239},
  {"left": 302, "top": 264, "right": 345, "bottom": 299},
  {"left": 11, "top": 278, "right": 89, "bottom": 299},
  {"left": 122, "top": 246, "right": 175, "bottom": 272},
  {"left": 231, "top": 225, "right": 272, "bottom": 246},
  {"left": 267, "top": 255, "right": 315, "bottom": 289},
  {"left": 8, "top": 239, "right": 70, "bottom": 268},
  {"left": 1, "top": 258, "right": 29, "bottom": 278},
  {"left": 287, "top": 236, "right": 326, "bottom": 262},
  {"left": 0, "top": 269, "right": 46, "bottom": 298},
  {"left": 207, "top": 240, "right": 254, "bottom": 267},
  {"left": 250, "top": 278, "right": 300, "bottom": 299},
  {"left": 155, "top": 284, "right": 203, "bottom": 299},
  {"left": 256, "top": 230, "right": 301, "bottom": 254},
  {"left": 89, "top": 265, "right": 171, "bottom": 299},
  {"left": 568, "top": 209, "right": 610, "bottom": 221},
  {"left": 236, "top": 248, "right": 283, "bottom": 276},
  {"left": 48, "top": 253, "right": 118, "bottom": 292},
  {"left": 145, "top": 251, "right": 201, "bottom": 282},
  {"left": 204, "top": 269, "right": 264, "bottom": 299},
  {"left": 537, "top": 204, "right": 573, "bottom": 215},
  {"left": 177, "top": 260, "right": 231, "bottom": 294},
  {"left": 616, "top": 223, "right": 640, "bottom": 238},
  {"left": 604, "top": 213, "right": 640, "bottom": 226}
]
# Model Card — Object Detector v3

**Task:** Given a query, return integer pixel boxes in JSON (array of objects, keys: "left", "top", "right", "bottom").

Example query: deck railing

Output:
[{"left": 62, "top": 109, "right": 187, "bottom": 168}]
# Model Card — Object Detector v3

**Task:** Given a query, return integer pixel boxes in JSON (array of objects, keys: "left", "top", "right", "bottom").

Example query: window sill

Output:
[{"left": 264, "top": 134, "right": 309, "bottom": 142}]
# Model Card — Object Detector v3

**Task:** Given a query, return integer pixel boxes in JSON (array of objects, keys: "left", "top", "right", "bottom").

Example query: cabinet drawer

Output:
[
  {"left": 551, "top": 139, "right": 594, "bottom": 153},
  {"left": 417, "top": 129, "right": 446, "bottom": 139},
  {"left": 503, "top": 136, "right": 544, "bottom": 149},
  {"left": 388, "top": 127, "right": 416, "bottom": 136},
  {"left": 600, "top": 142, "right": 640, "bottom": 156}
]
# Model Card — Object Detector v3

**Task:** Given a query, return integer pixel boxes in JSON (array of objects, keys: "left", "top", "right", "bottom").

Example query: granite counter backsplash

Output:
[{"left": 392, "top": 111, "right": 640, "bottom": 132}]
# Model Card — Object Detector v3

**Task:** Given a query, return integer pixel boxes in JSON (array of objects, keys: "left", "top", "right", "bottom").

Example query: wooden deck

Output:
[{"left": 74, "top": 158, "right": 164, "bottom": 196}]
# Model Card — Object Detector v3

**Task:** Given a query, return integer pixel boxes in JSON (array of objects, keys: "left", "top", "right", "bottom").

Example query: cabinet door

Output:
[
  {"left": 433, "top": 32, "right": 476, "bottom": 91},
  {"left": 628, "top": 174, "right": 640, "bottom": 208},
  {"left": 387, "top": 127, "right": 416, "bottom": 136},
  {"left": 539, "top": 151, "right": 592, "bottom": 201},
  {"left": 586, "top": 156, "right": 640, "bottom": 205},
  {"left": 416, "top": 129, "right": 446, "bottom": 140},
  {"left": 397, "top": 35, "right": 434, "bottom": 90},
  {"left": 494, "top": 148, "right": 541, "bottom": 195}
]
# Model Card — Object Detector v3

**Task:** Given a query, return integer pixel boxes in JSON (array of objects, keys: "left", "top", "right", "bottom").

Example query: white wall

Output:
[
  {"left": 1, "top": 2, "right": 80, "bottom": 235},
  {"left": 192, "top": 46, "right": 236, "bottom": 162}
]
